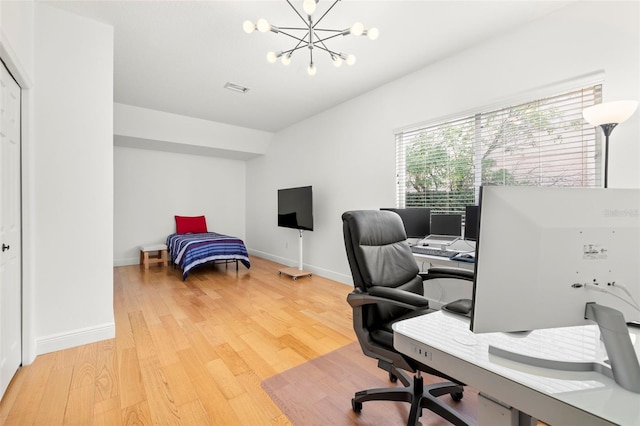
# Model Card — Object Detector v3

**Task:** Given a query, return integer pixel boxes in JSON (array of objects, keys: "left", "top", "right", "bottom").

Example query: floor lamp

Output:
[{"left": 582, "top": 100, "right": 638, "bottom": 188}]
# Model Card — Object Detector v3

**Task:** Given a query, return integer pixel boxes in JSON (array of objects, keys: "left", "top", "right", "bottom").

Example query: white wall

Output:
[
  {"left": 33, "top": 4, "right": 115, "bottom": 354},
  {"left": 114, "top": 103, "right": 272, "bottom": 161},
  {"left": 113, "top": 103, "right": 264, "bottom": 266},
  {"left": 246, "top": 1, "right": 640, "bottom": 285},
  {"left": 0, "top": 0, "right": 34, "bottom": 79},
  {"left": 114, "top": 146, "right": 246, "bottom": 265}
]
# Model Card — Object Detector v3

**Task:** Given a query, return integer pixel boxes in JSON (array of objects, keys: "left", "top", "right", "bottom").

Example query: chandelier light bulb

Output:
[
  {"left": 266, "top": 51, "right": 278, "bottom": 63},
  {"left": 366, "top": 27, "right": 379, "bottom": 40},
  {"left": 345, "top": 54, "right": 356, "bottom": 66},
  {"left": 281, "top": 53, "right": 291, "bottom": 65},
  {"left": 332, "top": 55, "right": 343, "bottom": 67},
  {"left": 256, "top": 18, "right": 271, "bottom": 33},
  {"left": 302, "top": 0, "right": 317, "bottom": 16},
  {"left": 242, "top": 20, "right": 255, "bottom": 34},
  {"left": 307, "top": 63, "right": 317, "bottom": 76},
  {"left": 350, "top": 22, "right": 364, "bottom": 36}
]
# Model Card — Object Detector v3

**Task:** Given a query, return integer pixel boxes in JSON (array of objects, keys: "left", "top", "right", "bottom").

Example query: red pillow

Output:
[{"left": 175, "top": 215, "right": 208, "bottom": 234}]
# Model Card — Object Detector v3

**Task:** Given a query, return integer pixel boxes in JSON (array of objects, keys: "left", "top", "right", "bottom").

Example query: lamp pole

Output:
[
  {"left": 599, "top": 123, "right": 618, "bottom": 189},
  {"left": 582, "top": 100, "right": 638, "bottom": 189}
]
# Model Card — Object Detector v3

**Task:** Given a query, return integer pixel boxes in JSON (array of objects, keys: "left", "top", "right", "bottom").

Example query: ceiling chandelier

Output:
[{"left": 243, "top": 0, "right": 378, "bottom": 76}]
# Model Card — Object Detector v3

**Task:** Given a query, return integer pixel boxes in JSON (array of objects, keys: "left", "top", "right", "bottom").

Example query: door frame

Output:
[{"left": 1, "top": 36, "right": 36, "bottom": 365}]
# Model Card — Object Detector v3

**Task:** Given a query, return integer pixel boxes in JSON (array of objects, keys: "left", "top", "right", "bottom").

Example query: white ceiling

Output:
[{"left": 43, "top": 0, "right": 574, "bottom": 133}]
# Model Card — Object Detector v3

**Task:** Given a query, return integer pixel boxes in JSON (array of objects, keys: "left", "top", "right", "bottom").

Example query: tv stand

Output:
[
  {"left": 278, "top": 229, "right": 312, "bottom": 281},
  {"left": 278, "top": 266, "right": 312, "bottom": 281}
]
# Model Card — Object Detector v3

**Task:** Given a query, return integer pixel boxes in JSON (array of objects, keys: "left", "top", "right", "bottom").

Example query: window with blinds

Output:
[{"left": 395, "top": 85, "right": 602, "bottom": 218}]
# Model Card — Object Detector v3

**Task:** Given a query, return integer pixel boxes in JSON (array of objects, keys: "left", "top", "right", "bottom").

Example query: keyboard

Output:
[{"left": 411, "top": 246, "right": 456, "bottom": 258}]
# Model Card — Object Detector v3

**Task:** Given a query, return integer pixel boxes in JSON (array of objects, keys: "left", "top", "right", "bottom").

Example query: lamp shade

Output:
[{"left": 582, "top": 100, "right": 639, "bottom": 126}]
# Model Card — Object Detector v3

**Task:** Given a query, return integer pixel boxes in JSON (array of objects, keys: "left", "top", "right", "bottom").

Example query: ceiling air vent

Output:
[{"left": 224, "top": 82, "right": 250, "bottom": 94}]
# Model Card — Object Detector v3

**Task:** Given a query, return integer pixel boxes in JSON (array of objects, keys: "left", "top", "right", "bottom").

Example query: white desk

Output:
[
  {"left": 393, "top": 311, "right": 640, "bottom": 426},
  {"left": 413, "top": 252, "right": 475, "bottom": 271},
  {"left": 411, "top": 239, "right": 476, "bottom": 272}
]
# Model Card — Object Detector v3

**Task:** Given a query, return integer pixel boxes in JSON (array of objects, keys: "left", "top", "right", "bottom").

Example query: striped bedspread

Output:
[{"left": 166, "top": 232, "right": 250, "bottom": 280}]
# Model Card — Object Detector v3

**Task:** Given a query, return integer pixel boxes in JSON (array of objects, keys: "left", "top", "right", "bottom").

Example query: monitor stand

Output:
[{"left": 488, "top": 303, "right": 640, "bottom": 393}]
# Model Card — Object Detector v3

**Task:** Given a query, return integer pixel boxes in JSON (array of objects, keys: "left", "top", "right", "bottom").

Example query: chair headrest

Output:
[
  {"left": 342, "top": 210, "right": 408, "bottom": 247},
  {"left": 342, "top": 210, "right": 419, "bottom": 290}
]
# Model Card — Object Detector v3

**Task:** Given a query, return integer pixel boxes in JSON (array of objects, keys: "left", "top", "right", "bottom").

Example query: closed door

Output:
[{"left": 0, "top": 60, "right": 22, "bottom": 399}]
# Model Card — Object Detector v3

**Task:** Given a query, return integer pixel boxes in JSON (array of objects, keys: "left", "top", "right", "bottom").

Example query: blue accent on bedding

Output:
[{"left": 166, "top": 232, "right": 250, "bottom": 280}]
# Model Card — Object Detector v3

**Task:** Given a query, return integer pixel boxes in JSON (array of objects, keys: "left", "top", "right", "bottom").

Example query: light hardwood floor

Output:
[{"left": 0, "top": 256, "right": 356, "bottom": 425}]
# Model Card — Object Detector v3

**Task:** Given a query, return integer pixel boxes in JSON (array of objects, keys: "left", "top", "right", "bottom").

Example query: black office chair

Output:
[{"left": 342, "top": 210, "right": 475, "bottom": 426}]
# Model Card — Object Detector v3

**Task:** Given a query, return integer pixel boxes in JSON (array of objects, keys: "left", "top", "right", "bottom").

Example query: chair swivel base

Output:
[{"left": 351, "top": 370, "right": 473, "bottom": 426}]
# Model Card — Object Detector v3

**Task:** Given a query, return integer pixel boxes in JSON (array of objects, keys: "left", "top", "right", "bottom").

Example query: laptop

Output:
[
  {"left": 420, "top": 214, "right": 462, "bottom": 246},
  {"left": 419, "top": 234, "right": 460, "bottom": 246}
]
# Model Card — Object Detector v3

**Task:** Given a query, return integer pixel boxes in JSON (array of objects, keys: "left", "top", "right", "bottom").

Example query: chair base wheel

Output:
[
  {"left": 352, "top": 398, "right": 363, "bottom": 412},
  {"left": 451, "top": 391, "right": 463, "bottom": 402},
  {"left": 389, "top": 372, "right": 398, "bottom": 383}
]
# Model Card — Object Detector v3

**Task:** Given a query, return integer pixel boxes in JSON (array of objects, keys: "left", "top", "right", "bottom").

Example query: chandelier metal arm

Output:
[
  {"left": 312, "top": 43, "right": 342, "bottom": 58},
  {"left": 276, "top": 29, "right": 345, "bottom": 59},
  {"left": 276, "top": 27, "right": 344, "bottom": 33},
  {"left": 274, "top": 27, "right": 345, "bottom": 48},
  {"left": 311, "top": 28, "right": 347, "bottom": 33},
  {"left": 275, "top": 34, "right": 343, "bottom": 62},
  {"left": 275, "top": 28, "right": 311, "bottom": 45},
  {"left": 312, "top": 30, "right": 342, "bottom": 57},
  {"left": 312, "top": 0, "right": 342, "bottom": 29},
  {"left": 313, "top": 31, "right": 347, "bottom": 44},
  {"left": 277, "top": 26, "right": 312, "bottom": 31},
  {"left": 286, "top": 0, "right": 310, "bottom": 27},
  {"left": 282, "top": 40, "right": 307, "bottom": 56}
]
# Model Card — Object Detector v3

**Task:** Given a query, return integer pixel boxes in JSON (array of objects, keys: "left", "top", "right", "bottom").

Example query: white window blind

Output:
[{"left": 395, "top": 85, "right": 602, "bottom": 216}]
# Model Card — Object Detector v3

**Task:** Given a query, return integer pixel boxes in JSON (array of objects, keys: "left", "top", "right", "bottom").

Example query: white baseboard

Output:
[
  {"left": 113, "top": 249, "right": 353, "bottom": 286},
  {"left": 246, "top": 249, "right": 352, "bottom": 286},
  {"left": 35, "top": 322, "right": 115, "bottom": 355},
  {"left": 113, "top": 257, "right": 139, "bottom": 267}
]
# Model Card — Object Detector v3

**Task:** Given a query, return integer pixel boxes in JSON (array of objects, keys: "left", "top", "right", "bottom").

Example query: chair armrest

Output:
[
  {"left": 347, "top": 287, "right": 429, "bottom": 310},
  {"left": 369, "top": 287, "right": 430, "bottom": 307},
  {"left": 421, "top": 266, "right": 474, "bottom": 281}
]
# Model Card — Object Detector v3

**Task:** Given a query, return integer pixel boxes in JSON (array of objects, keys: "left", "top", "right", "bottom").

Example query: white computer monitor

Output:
[
  {"left": 470, "top": 186, "right": 640, "bottom": 392},
  {"left": 471, "top": 186, "right": 640, "bottom": 333}
]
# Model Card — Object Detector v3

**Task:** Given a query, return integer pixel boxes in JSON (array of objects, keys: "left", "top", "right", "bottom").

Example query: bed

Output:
[{"left": 167, "top": 232, "right": 250, "bottom": 280}]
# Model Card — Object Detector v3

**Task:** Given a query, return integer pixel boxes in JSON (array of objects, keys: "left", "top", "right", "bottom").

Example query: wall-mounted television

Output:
[{"left": 277, "top": 186, "right": 314, "bottom": 231}]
